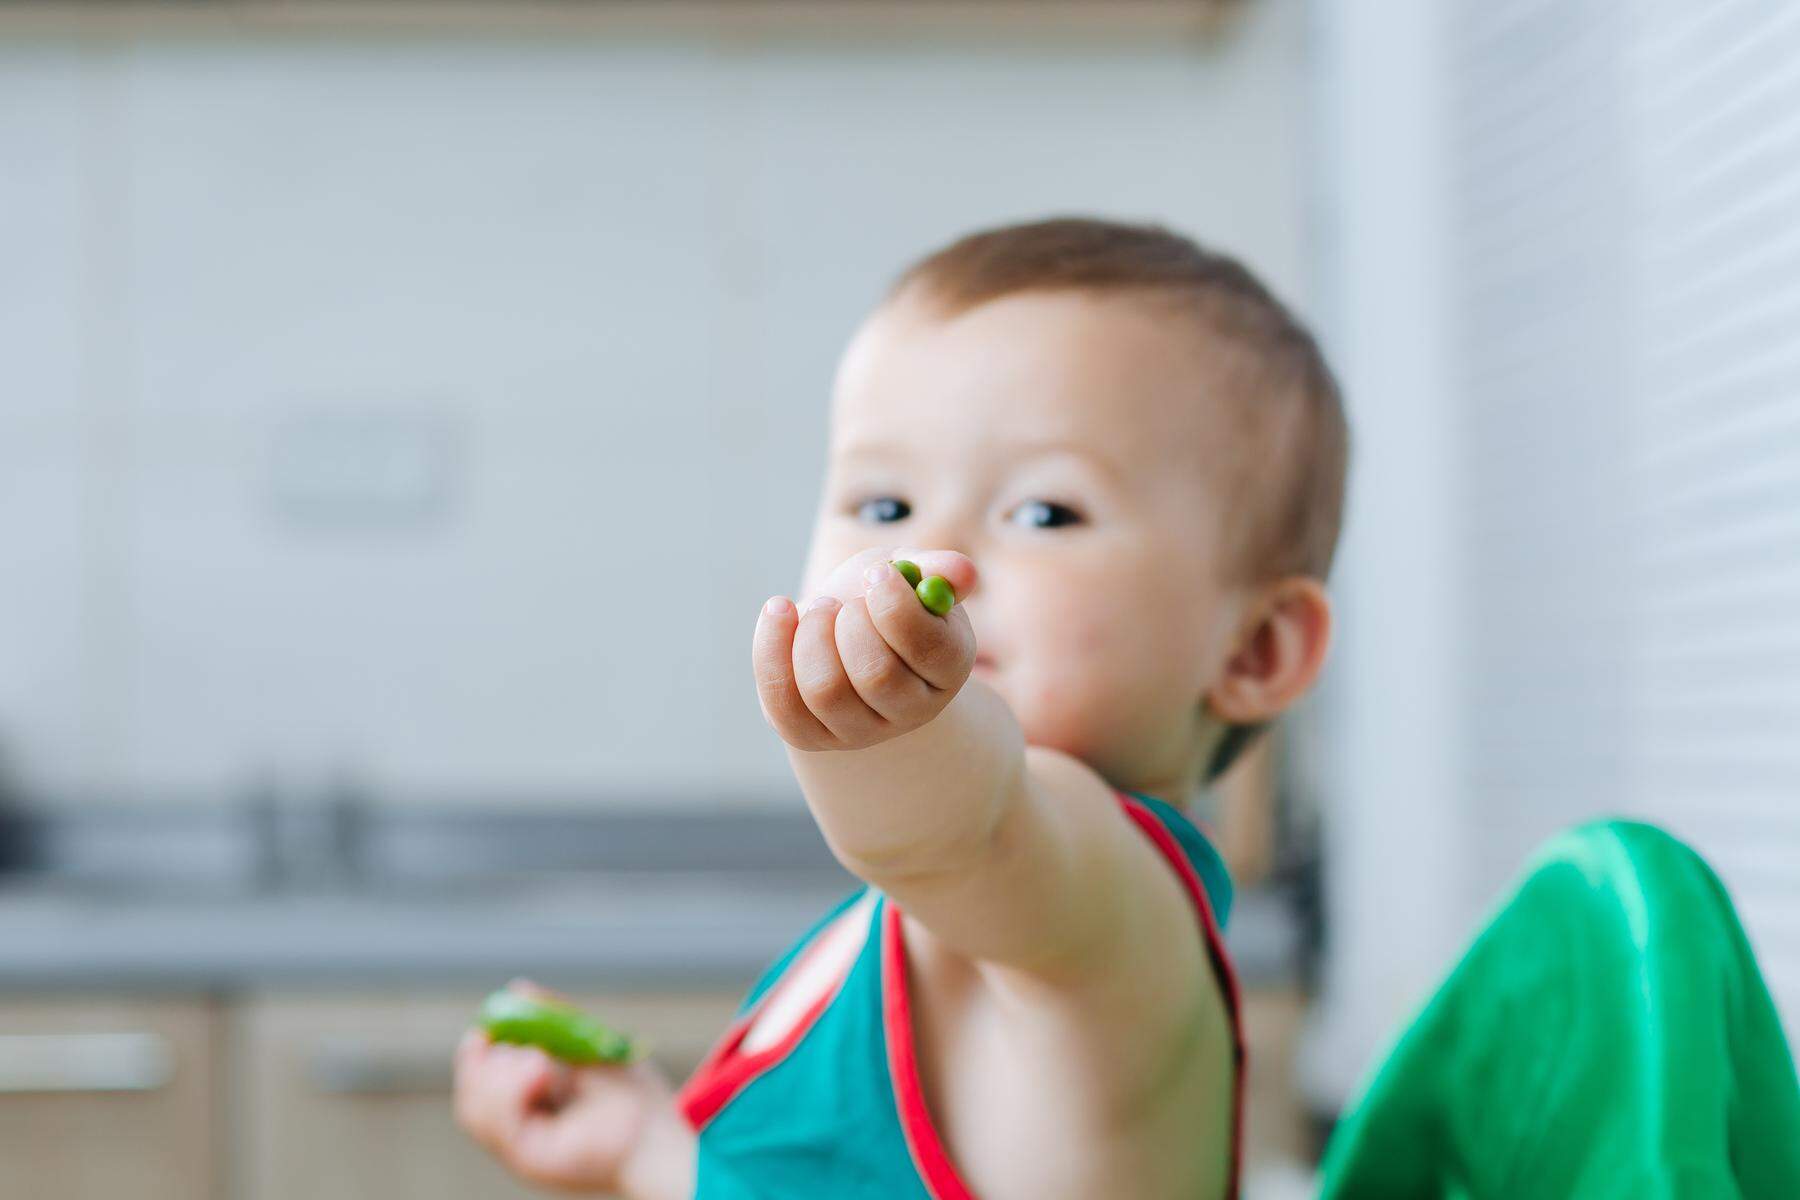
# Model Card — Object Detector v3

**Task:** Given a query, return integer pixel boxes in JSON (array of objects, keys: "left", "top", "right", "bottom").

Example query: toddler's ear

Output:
[{"left": 1205, "top": 577, "right": 1333, "bottom": 726}]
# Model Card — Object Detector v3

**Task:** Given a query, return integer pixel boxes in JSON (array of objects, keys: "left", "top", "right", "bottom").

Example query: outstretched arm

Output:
[{"left": 752, "top": 549, "right": 1204, "bottom": 988}]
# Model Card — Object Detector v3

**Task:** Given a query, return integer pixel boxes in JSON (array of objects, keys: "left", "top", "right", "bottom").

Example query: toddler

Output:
[{"left": 456, "top": 217, "right": 1347, "bottom": 1199}]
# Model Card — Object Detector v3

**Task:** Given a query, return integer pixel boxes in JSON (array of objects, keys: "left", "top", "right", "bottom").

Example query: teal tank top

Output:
[{"left": 675, "top": 792, "right": 1244, "bottom": 1199}]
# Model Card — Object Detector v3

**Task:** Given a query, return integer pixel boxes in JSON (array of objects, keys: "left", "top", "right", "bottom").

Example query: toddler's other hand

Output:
[
  {"left": 454, "top": 982, "right": 676, "bottom": 1195},
  {"left": 753, "top": 549, "right": 978, "bottom": 752}
]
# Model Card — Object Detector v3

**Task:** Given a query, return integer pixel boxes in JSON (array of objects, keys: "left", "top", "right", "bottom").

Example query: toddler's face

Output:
[{"left": 803, "top": 290, "right": 1254, "bottom": 792}]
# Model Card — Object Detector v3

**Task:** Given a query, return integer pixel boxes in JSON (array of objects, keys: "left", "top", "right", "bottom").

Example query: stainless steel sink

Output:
[
  {"left": 0, "top": 798, "right": 1299, "bottom": 992},
  {"left": 0, "top": 799, "right": 855, "bottom": 989},
  {"left": 0, "top": 797, "right": 846, "bottom": 900}
]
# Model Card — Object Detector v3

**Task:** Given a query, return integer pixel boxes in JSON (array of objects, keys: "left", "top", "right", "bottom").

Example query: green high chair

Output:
[{"left": 1317, "top": 821, "right": 1800, "bottom": 1199}]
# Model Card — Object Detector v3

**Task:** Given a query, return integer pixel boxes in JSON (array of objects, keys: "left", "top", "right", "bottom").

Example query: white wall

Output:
[
  {"left": 1302, "top": 0, "right": 1469, "bottom": 1110},
  {"left": 0, "top": 5, "right": 1311, "bottom": 805},
  {"left": 1309, "top": 0, "right": 1800, "bottom": 1105}
]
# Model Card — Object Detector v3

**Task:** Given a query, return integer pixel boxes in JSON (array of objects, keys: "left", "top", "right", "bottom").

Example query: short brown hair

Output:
[
  {"left": 892, "top": 217, "right": 1348, "bottom": 582},
  {"left": 891, "top": 218, "right": 1349, "bottom": 780}
]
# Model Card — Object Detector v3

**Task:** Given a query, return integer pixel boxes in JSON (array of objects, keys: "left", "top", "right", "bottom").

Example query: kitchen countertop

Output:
[
  {"left": 0, "top": 873, "right": 846, "bottom": 992},
  {"left": 0, "top": 874, "right": 1301, "bottom": 993},
  {"left": 0, "top": 803, "right": 1305, "bottom": 993}
]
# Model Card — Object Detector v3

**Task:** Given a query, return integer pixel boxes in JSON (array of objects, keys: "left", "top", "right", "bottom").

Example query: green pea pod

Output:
[{"left": 478, "top": 989, "right": 639, "bottom": 1065}]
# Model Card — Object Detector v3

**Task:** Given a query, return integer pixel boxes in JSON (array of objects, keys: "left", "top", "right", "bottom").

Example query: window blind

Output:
[{"left": 1452, "top": 0, "right": 1800, "bottom": 1040}]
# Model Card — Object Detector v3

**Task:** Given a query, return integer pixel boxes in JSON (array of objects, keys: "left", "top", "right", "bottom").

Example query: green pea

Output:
[
  {"left": 890, "top": 559, "right": 924, "bottom": 589},
  {"left": 915, "top": 575, "right": 956, "bottom": 617},
  {"left": 478, "top": 989, "right": 639, "bottom": 1065}
]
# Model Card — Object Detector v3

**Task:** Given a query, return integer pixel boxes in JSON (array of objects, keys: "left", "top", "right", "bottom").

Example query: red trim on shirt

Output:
[
  {"left": 1119, "top": 795, "right": 1248, "bottom": 1199},
  {"left": 881, "top": 903, "right": 976, "bottom": 1200},
  {"left": 676, "top": 903, "right": 862, "bottom": 1131}
]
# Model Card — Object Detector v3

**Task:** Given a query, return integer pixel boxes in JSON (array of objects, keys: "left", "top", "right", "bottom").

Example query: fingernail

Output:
[
  {"left": 805, "top": 595, "right": 839, "bottom": 615},
  {"left": 864, "top": 563, "right": 889, "bottom": 587},
  {"left": 764, "top": 596, "right": 793, "bottom": 617}
]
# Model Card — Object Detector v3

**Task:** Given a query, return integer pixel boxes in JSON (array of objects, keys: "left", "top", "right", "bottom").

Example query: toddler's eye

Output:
[
  {"left": 1008, "top": 500, "right": 1083, "bottom": 529},
  {"left": 856, "top": 496, "right": 912, "bottom": 524}
]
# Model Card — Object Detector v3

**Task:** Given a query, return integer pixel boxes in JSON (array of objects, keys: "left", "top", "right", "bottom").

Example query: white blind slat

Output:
[{"left": 1454, "top": 0, "right": 1800, "bottom": 1045}]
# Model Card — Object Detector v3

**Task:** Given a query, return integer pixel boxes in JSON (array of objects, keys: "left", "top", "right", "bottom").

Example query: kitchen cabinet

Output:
[
  {"left": 232, "top": 989, "right": 741, "bottom": 1200},
  {"left": 0, "top": 996, "right": 223, "bottom": 1200},
  {"left": 0, "top": 985, "right": 1310, "bottom": 1195}
]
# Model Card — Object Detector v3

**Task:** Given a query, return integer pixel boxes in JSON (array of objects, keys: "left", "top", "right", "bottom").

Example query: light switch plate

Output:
[{"left": 267, "top": 405, "right": 461, "bottom": 531}]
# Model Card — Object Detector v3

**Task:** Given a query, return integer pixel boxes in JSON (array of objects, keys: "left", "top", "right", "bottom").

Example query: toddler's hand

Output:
[
  {"left": 753, "top": 548, "right": 978, "bottom": 752},
  {"left": 455, "top": 982, "right": 677, "bottom": 1195}
]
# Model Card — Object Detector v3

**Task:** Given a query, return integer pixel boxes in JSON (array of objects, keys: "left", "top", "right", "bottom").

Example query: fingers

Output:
[
  {"left": 503, "top": 1068, "right": 645, "bottom": 1189},
  {"left": 505, "top": 977, "right": 567, "bottom": 1004},
  {"left": 862, "top": 560, "right": 977, "bottom": 691},
  {"left": 833, "top": 588, "right": 938, "bottom": 722},
  {"left": 890, "top": 548, "right": 979, "bottom": 601},
  {"left": 457, "top": 1035, "right": 602, "bottom": 1189},
  {"left": 752, "top": 594, "right": 836, "bottom": 750},
  {"left": 803, "top": 547, "right": 978, "bottom": 611},
  {"left": 455, "top": 1036, "right": 564, "bottom": 1156},
  {"left": 755, "top": 592, "right": 895, "bottom": 749},
  {"left": 754, "top": 549, "right": 979, "bottom": 752},
  {"left": 506, "top": 1115, "right": 613, "bottom": 1190},
  {"left": 456, "top": 1027, "right": 665, "bottom": 1193},
  {"left": 790, "top": 595, "right": 888, "bottom": 745}
]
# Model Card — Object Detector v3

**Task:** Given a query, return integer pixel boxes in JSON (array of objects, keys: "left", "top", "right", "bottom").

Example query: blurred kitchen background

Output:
[{"left": 2, "top": 1, "right": 1796, "bottom": 1196}]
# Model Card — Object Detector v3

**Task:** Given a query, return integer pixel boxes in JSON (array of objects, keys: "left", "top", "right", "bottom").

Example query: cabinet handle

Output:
[
  {"left": 0, "top": 1032, "right": 174, "bottom": 1094},
  {"left": 307, "top": 1038, "right": 712, "bottom": 1096},
  {"left": 308, "top": 1039, "right": 454, "bottom": 1095}
]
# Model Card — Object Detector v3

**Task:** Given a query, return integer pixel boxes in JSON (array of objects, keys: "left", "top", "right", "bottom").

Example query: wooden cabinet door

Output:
[
  {"left": 0, "top": 996, "right": 222, "bottom": 1200},
  {"left": 234, "top": 989, "right": 740, "bottom": 1200}
]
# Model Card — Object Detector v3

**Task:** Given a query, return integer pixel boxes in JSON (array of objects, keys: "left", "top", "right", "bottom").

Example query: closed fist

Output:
[{"left": 753, "top": 548, "right": 979, "bottom": 752}]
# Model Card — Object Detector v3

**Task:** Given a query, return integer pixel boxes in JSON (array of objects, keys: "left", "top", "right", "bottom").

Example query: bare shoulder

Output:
[
  {"left": 991, "top": 746, "right": 1229, "bottom": 1092},
  {"left": 905, "top": 751, "right": 1236, "bottom": 1196}
]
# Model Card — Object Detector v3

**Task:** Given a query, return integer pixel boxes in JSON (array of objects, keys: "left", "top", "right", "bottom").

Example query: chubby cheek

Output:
[{"left": 995, "top": 584, "right": 1204, "bottom": 776}]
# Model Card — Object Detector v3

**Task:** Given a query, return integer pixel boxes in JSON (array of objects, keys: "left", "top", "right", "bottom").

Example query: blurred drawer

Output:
[
  {"left": 233, "top": 989, "right": 741, "bottom": 1200},
  {"left": 0, "top": 996, "right": 222, "bottom": 1200}
]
